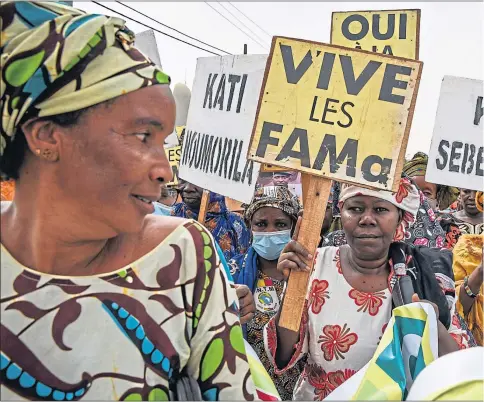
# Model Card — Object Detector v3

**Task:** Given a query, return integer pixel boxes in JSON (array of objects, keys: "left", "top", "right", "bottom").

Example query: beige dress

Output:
[{"left": 1, "top": 220, "right": 257, "bottom": 400}]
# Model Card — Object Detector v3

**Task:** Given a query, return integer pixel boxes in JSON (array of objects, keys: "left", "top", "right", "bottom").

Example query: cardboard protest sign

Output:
[
  {"left": 248, "top": 36, "right": 422, "bottom": 332},
  {"left": 175, "top": 126, "right": 185, "bottom": 142},
  {"left": 426, "top": 76, "right": 483, "bottom": 192},
  {"left": 331, "top": 10, "right": 420, "bottom": 59},
  {"left": 248, "top": 37, "right": 422, "bottom": 192},
  {"left": 179, "top": 55, "right": 267, "bottom": 204},
  {"left": 165, "top": 145, "right": 181, "bottom": 186}
]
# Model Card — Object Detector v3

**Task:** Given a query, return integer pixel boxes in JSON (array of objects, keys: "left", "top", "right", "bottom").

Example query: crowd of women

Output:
[{"left": 0, "top": 2, "right": 482, "bottom": 401}]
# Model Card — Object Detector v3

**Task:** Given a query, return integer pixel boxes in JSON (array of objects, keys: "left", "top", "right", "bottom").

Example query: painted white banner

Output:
[
  {"left": 426, "top": 76, "right": 484, "bottom": 192},
  {"left": 179, "top": 55, "right": 267, "bottom": 203}
]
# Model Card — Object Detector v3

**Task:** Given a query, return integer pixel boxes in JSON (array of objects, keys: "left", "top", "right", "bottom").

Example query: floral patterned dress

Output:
[
  {"left": 1, "top": 220, "right": 257, "bottom": 401},
  {"left": 263, "top": 247, "right": 469, "bottom": 401}
]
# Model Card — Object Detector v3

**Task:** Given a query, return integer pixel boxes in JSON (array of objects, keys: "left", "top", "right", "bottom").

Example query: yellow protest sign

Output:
[
  {"left": 331, "top": 10, "right": 420, "bottom": 59},
  {"left": 175, "top": 126, "right": 185, "bottom": 141},
  {"left": 166, "top": 145, "right": 181, "bottom": 186},
  {"left": 248, "top": 37, "right": 423, "bottom": 192}
]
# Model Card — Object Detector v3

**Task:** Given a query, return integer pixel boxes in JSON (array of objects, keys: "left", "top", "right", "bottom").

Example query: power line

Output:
[
  {"left": 91, "top": 1, "right": 222, "bottom": 56},
  {"left": 228, "top": 2, "right": 272, "bottom": 39},
  {"left": 216, "top": 2, "right": 269, "bottom": 48},
  {"left": 203, "top": 2, "right": 268, "bottom": 51},
  {"left": 115, "top": 1, "right": 232, "bottom": 55}
]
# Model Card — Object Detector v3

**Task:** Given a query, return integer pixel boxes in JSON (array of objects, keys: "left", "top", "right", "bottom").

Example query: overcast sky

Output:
[{"left": 75, "top": 1, "right": 483, "bottom": 158}]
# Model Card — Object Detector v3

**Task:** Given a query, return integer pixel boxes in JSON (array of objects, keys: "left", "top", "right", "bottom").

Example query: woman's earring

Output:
[
  {"left": 41, "top": 148, "right": 59, "bottom": 162},
  {"left": 35, "top": 148, "right": 41, "bottom": 155}
]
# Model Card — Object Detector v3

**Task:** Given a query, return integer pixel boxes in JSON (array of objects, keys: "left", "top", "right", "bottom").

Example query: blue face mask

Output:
[
  {"left": 252, "top": 230, "right": 291, "bottom": 261},
  {"left": 153, "top": 202, "right": 173, "bottom": 216}
]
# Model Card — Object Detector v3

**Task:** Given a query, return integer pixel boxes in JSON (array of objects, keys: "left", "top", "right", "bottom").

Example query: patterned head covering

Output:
[
  {"left": 338, "top": 177, "right": 420, "bottom": 241},
  {"left": 244, "top": 186, "right": 302, "bottom": 225},
  {"left": 0, "top": 2, "right": 170, "bottom": 158},
  {"left": 403, "top": 152, "right": 459, "bottom": 210}
]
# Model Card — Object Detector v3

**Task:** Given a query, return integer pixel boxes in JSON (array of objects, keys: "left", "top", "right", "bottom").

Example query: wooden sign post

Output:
[
  {"left": 280, "top": 177, "right": 332, "bottom": 330},
  {"left": 198, "top": 189, "right": 210, "bottom": 224},
  {"left": 248, "top": 36, "right": 422, "bottom": 332}
]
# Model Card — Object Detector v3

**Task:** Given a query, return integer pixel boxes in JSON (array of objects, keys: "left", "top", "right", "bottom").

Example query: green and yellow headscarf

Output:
[
  {"left": 403, "top": 152, "right": 459, "bottom": 210},
  {"left": 0, "top": 1, "right": 170, "bottom": 158}
]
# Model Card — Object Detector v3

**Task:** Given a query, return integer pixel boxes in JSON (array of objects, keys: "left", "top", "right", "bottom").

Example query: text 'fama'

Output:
[
  {"left": 254, "top": 121, "right": 393, "bottom": 185},
  {"left": 181, "top": 130, "right": 256, "bottom": 185}
]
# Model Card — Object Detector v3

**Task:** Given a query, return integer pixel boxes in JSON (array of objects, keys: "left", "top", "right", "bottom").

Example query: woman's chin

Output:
[{"left": 351, "top": 239, "right": 386, "bottom": 259}]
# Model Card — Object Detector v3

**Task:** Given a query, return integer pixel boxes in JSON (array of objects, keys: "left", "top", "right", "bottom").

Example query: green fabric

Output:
[
  {"left": 0, "top": 1, "right": 169, "bottom": 157},
  {"left": 403, "top": 152, "right": 459, "bottom": 210}
]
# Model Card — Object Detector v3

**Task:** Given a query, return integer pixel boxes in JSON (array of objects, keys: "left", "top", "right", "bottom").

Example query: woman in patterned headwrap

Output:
[
  {"left": 402, "top": 152, "right": 464, "bottom": 248},
  {"left": 229, "top": 186, "right": 303, "bottom": 400},
  {"left": 0, "top": 3, "right": 265, "bottom": 401},
  {"left": 403, "top": 152, "right": 460, "bottom": 211},
  {"left": 265, "top": 177, "right": 470, "bottom": 400},
  {"left": 323, "top": 174, "right": 458, "bottom": 250}
]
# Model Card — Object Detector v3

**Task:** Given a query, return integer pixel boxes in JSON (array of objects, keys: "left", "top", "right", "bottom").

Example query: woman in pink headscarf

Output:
[{"left": 264, "top": 178, "right": 469, "bottom": 400}]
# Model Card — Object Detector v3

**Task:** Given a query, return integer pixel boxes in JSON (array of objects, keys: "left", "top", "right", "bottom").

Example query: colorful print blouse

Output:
[
  {"left": 247, "top": 271, "right": 304, "bottom": 401},
  {"left": 263, "top": 247, "right": 469, "bottom": 401},
  {"left": 0, "top": 220, "right": 257, "bottom": 401}
]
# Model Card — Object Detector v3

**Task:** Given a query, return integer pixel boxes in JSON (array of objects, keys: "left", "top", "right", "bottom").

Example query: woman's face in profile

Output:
[{"left": 52, "top": 85, "right": 176, "bottom": 236}]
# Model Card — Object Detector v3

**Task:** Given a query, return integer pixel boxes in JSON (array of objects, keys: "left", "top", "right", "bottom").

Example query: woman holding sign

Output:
[
  {"left": 229, "top": 186, "right": 303, "bottom": 400},
  {"left": 0, "top": 3, "right": 260, "bottom": 400},
  {"left": 264, "top": 178, "right": 469, "bottom": 400}
]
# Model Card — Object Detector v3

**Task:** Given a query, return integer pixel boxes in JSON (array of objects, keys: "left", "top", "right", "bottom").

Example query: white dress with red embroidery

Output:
[{"left": 263, "top": 246, "right": 468, "bottom": 401}]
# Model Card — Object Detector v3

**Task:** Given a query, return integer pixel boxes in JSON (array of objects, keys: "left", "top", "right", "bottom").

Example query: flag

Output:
[{"left": 351, "top": 303, "right": 438, "bottom": 400}]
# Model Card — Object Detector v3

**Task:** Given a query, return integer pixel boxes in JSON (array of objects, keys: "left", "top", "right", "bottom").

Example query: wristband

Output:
[{"left": 464, "top": 276, "right": 478, "bottom": 298}]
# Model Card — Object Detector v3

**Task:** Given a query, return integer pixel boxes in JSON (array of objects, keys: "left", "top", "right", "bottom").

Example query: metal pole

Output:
[{"left": 243, "top": 44, "right": 247, "bottom": 54}]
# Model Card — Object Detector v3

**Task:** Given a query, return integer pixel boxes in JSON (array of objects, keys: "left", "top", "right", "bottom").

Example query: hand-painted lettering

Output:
[
  {"left": 202, "top": 73, "right": 247, "bottom": 112},
  {"left": 280, "top": 45, "right": 411, "bottom": 105},
  {"left": 435, "top": 139, "right": 483, "bottom": 177},
  {"left": 361, "top": 155, "right": 392, "bottom": 185},
  {"left": 280, "top": 44, "right": 313, "bottom": 84},
  {"left": 378, "top": 64, "right": 412, "bottom": 105},
  {"left": 341, "top": 12, "right": 409, "bottom": 42},
  {"left": 475, "top": 96, "right": 483, "bottom": 125}
]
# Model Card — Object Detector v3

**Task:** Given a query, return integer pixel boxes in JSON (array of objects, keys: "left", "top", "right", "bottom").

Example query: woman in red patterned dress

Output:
[{"left": 263, "top": 178, "right": 469, "bottom": 400}]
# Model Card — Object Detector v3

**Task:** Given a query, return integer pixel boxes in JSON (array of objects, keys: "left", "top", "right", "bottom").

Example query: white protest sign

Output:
[
  {"left": 426, "top": 76, "right": 483, "bottom": 191},
  {"left": 179, "top": 55, "right": 267, "bottom": 203}
]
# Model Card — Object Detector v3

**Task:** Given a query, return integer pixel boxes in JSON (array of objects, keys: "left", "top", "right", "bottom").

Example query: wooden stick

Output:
[
  {"left": 279, "top": 177, "right": 333, "bottom": 332},
  {"left": 301, "top": 173, "right": 311, "bottom": 205},
  {"left": 198, "top": 190, "right": 210, "bottom": 224}
]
